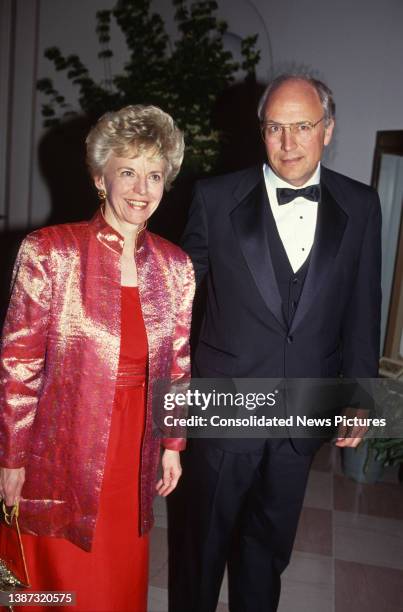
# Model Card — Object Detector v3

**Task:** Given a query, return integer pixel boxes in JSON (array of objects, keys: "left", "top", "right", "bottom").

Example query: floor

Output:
[{"left": 147, "top": 444, "right": 403, "bottom": 612}]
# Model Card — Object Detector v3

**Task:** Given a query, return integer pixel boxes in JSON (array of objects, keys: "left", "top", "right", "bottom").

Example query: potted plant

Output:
[{"left": 342, "top": 379, "right": 403, "bottom": 483}]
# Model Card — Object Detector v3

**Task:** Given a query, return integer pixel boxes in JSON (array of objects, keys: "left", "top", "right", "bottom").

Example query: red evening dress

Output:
[{"left": 13, "top": 286, "right": 149, "bottom": 612}]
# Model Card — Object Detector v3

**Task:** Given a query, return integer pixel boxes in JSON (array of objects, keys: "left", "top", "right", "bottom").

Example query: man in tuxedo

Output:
[{"left": 170, "top": 74, "right": 381, "bottom": 612}]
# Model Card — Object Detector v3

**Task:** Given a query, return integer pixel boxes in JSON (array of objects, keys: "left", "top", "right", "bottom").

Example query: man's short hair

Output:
[{"left": 257, "top": 73, "right": 336, "bottom": 125}]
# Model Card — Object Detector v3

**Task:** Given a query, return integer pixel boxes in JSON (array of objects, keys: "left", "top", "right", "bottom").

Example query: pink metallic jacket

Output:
[{"left": 0, "top": 210, "right": 194, "bottom": 551}]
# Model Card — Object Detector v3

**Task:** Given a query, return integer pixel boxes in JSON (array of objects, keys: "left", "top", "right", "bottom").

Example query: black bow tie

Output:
[{"left": 277, "top": 184, "right": 320, "bottom": 205}]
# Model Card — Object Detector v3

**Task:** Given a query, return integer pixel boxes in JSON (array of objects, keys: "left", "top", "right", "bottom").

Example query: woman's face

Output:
[{"left": 95, "top": 153, "right": 166, "bottom": 233}]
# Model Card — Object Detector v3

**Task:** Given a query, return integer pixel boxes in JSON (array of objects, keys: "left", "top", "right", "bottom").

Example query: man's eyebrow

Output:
[{"left": 264, "top": 119, "right": 311, "bottom": 124}]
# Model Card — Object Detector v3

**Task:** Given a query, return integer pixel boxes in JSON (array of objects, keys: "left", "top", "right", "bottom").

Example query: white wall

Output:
[{"left": 1, "top": 0, "right": 403, "bottom": 228}]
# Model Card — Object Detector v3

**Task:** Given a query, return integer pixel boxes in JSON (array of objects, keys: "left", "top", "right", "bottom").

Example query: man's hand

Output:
[
  {"left": 156, "top": 449, "right": 182, "bottom": 497},
  {"left": 334, "top": 407, "right": 370, "bottom": 448},
  {"left": 0, "top": 467, "right": 26, "bottom": 506}
]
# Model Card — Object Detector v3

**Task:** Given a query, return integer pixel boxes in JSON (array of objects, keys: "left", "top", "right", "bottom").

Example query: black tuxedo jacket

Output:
[{"left": 182, "top": 165, "right": 382, "bottom": 452}]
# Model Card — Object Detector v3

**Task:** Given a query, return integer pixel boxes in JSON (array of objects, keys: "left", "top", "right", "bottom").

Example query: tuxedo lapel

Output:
[
  {"left": 230, "top": 177, "right": 286, "bottom": 331},
  {"left": 289, "top": 177, "right": 348, "bottom": 334}
]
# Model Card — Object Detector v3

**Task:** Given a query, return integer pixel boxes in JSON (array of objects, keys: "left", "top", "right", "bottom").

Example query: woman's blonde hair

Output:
[{"left": 86, "top": 105, "right": 184, "bottom": 190}]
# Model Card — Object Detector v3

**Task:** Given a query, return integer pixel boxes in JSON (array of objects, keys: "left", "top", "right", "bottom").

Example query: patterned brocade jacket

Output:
[{"left": 0, "top": 210, "right": 195, "bottom": 551}]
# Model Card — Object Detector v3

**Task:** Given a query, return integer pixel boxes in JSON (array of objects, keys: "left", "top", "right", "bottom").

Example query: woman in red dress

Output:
[{"left": 0, "top": 105, "right": 194, "bottom": 611}]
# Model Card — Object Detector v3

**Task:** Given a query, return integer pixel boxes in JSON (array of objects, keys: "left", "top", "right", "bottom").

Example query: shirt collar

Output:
[
  {"left": 90, "top": 208, "right": 147, "bottom": 255},
  {"left": 263, "top": 163, "right": 321, "bottom": 207}
]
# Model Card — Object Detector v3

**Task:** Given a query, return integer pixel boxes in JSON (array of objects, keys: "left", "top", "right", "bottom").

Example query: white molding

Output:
[
  {"left": 5, "top": 0, "right": 40, "bottom": 230},
  {"left": 0, "top": 0, "right": 14, "bottom": 231}
]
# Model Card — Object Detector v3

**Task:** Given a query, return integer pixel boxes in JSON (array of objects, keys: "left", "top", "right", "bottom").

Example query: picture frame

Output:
[
  {"left": 383, "top": 208, "right": 403, "bottom": 361},
  {"left": 371, "top": 130, "right": 403, "bottom": 366}
]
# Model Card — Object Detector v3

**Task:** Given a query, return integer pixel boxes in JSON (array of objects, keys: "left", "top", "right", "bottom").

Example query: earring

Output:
[{"left": 97, "top": 189, "right": 106, "bottom": 201}]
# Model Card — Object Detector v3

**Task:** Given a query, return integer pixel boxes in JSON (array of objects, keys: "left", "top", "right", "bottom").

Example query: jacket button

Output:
[{"left": 287, "top": 335, "right": 293, "bottom": 344}]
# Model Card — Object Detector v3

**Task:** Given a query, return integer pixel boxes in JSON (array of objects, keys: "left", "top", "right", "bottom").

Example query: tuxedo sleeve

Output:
[
  {"left": 341, "top": 191, "right": 382, "bottom": 378},
  {"left": 181, "top": 182, "right": 209, "bottom": 286}
]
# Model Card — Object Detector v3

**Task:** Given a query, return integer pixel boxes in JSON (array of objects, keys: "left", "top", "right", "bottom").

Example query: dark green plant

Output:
[
  {"left": 369, "top": 437, "right": 403, "bottom": 467},
  {"left": 365, "top": 380, "right": 403, "bottom": 469},
  {"left": 37, "top": 0, "right": 260, "bottom": 175}
]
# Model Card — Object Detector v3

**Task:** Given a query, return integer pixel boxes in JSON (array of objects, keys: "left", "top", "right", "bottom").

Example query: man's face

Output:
[{"left": 263, "top": 79, "right": 334, "bottom": 186}]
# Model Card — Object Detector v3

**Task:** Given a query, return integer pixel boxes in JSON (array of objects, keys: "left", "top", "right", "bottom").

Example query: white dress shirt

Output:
[{"left": 263, "top": 163, "right": 321, "bottom": 273}]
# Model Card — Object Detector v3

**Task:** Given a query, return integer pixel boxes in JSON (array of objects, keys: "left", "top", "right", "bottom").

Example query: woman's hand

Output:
[
  {"left": 155, "top": 450, "right": 182, "bottom": 497},
  {"left": 0, "top": 467, "right": 25, "bottom": 506}
]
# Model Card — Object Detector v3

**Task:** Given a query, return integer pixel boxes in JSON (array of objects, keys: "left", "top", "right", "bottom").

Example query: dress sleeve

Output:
[
  {"left": 162, "top": 255, "right": 195, "bottom": 451},
  {"left": 0, "top": 232, "right": 51, "bottom": 467}
]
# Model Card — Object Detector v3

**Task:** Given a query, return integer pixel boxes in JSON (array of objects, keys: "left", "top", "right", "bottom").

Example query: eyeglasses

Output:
[{"left": 261, "top": 116, "right": 326, "bottom": 143}]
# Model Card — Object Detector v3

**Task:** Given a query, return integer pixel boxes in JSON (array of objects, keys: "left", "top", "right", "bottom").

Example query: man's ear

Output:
[{"left": 324, "top": 119, "right": 335, "bottom": 146}]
